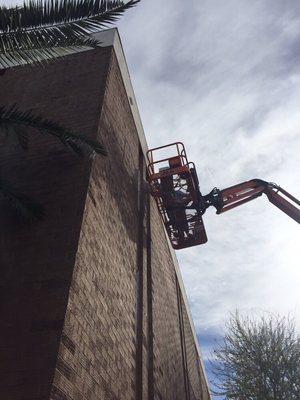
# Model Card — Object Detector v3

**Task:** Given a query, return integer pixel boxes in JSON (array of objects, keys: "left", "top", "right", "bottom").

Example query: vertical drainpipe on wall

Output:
[
  {"left": 146, "top": 193, "right": 154, "bottom": 400},
  {"left": 136, "top": 148, "right": 145, "bottom": 400},
  {"left": 176, "top": 277, "right": 191, "bottom": 400}
]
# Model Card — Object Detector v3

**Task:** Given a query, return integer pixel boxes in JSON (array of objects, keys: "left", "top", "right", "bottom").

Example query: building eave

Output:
[{"left": 96, "top": 27, "right": 211, "bottom": 397}]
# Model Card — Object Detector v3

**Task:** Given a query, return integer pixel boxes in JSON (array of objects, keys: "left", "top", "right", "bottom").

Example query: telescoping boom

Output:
[{"left": 147, "top": 142, "right": 300, "bottom": 250}]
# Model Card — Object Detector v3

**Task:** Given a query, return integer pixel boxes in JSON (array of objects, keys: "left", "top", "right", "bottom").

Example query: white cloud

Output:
[
  {"left": 118, "top": 0, "right": 300, "bottom": 334},
  {"left": 2, "top": 0, "right": 299, "bottom": 342}
]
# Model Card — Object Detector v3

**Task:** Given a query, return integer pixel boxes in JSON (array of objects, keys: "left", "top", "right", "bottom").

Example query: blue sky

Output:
[
  {"left": 2, "top": 0, "right": 300, "bottom": 396},
  {"left": 116, "top": 0, "right": 300, "bottom": 394}
]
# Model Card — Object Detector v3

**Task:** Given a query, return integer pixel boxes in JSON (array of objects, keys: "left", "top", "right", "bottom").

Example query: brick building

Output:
[{"left": 0, "top": 29, "right": 211, "bottom": 400}]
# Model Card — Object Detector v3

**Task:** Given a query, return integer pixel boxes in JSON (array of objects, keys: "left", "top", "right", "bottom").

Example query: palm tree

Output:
[
  {"left": 0, "top": 105, "right": 108, "bottom": 220},
  {"left": 0, "top": 0, "right": 140, "bottom": 219},
  {"left": 0, "top": 0, "right": 140, "bottom": 67},
  {"left": 0, "top": 179, "right": 45, "bottom": 222},
  {"left": 0, "top": 105, "right": 107, "bottom": 157}
]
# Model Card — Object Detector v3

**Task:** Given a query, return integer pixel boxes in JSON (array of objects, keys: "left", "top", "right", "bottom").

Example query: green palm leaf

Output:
[
  {"left": 0, "top": 0, "right": 140, "bottom": 66},
  {"left": 0, "top": 36, "right": 98, "bottom": 68},
  {"left": 0, "top": 104, "right": 108, "bottom": 157},
  {"left": 0, "top": 179, "right": 45, "bottom": 221}
]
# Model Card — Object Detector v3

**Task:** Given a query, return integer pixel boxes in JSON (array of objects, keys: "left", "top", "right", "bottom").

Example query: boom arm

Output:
[
  {"left": 146, "top": 142, "right": 299, "bottom": 249},
  {"left": 204, "top": 179, "right": 300, "bottom": 224}
]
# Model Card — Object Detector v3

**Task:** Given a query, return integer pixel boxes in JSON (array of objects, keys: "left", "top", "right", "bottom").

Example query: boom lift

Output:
[{"left": 147, "top": 142, "right": 300, "bottom": 250}]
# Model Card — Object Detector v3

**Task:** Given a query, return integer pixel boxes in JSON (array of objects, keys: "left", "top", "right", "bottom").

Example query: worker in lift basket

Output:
[
  {"left": 163, "top": 181, "right": 190, "bottom": 240},
  {"left": 170, "top": 187, "right": 189, "bottom": 205}
]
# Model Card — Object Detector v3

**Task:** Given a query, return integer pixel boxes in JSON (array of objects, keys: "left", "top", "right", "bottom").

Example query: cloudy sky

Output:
[
  {"left": 2, "top": 0, "right": 299, "bottom": 394},
  {"left": 117, "top": 0, "right": 300, "bottom": 388}
]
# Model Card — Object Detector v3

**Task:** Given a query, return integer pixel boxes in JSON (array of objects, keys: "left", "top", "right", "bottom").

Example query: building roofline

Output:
[
  {"left": 95, "top": 27, "right": 211, "bottom": 396},
  {"left": 93, "top": 28, "right": 149, "bottom": 158},
  {"left": 3, "top": 26, "right": 210, "bottom": 395}
]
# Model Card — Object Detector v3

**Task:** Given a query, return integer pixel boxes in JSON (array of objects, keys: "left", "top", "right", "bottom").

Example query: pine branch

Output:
[{"left": 0, "top": 104, "right": 108, "bottom": 157}]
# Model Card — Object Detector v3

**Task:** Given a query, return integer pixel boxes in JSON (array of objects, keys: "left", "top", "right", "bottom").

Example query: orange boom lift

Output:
[{"left": 147, "top": 142, "right": 300, "bottom": 250}]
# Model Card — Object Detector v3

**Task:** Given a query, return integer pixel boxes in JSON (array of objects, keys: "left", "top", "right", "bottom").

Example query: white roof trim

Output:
[
  {"left": 1, "top": 26, "right": 210, "bottom": 394},
  {"left": 95, "top": 27, "right": 211, "bottom": 396}
]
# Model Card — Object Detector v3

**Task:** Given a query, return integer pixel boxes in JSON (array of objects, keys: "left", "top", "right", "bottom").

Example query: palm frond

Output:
[
  {"left": 0, "top": 0, "right": 139, "bottom": 32},
  {"left": 0, "top": 36, "right": 98, "bottom": 68},
  {"left": 0, "top": 104, "right": 108, "bottom": 157},
  {"left": 0, "top": 0, "right": 139, "bottom": 65},
  {"left": 0, "top": 179, "right": 44, "bottom": 221}
]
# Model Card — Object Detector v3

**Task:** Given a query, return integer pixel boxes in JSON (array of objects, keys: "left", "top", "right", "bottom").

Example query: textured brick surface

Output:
[
  {"left": 150, "top": 198, "right": 187, "bottom": 400},
  {"left": 0, "top": 47, "right": 111, "bottom": 400},
  {"left": 0, "top": 35, "right": 210, "bottom": 400},
  {"left": 182, "top": 301, "right": 205, "bottom": 400},
  {"left": 51, "top": 50, "right": 140, "bottom": 400}
]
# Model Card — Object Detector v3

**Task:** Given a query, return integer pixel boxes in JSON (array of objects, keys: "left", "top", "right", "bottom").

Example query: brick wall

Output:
[
  {"left": 0, "top": 47, "right": 112, "bottom": 399},
  {"left": 182, "top": 300, "right": 205, "bottom": 400},
  {"left": 0, "top": 30, "right": 210, "bottom": 400}
]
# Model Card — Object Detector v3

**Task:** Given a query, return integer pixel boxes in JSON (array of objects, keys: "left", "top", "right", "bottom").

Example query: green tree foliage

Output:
[
  {"left": 0, "top": 105, "right": 107, "bottom": 157},
  {"left": 0, "top": 179, "right": 44, "bottom": 222},
  {"left": 0, "top": 0, "right": 140, "bottom": 67},
  {"left": 212, "top": 313, "right": 300, "bottom": 399},
  {"left": 0, "top": 0, "right": 140, "bottom": 219},
  {"left": 0, "top": 105, "right": 107, "bottom": 221}
]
